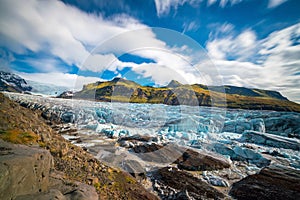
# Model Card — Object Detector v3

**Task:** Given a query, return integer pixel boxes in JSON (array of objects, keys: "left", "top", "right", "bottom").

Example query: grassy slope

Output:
[{"left": 71, "top": 79, "right": 300, "bottom": 112}]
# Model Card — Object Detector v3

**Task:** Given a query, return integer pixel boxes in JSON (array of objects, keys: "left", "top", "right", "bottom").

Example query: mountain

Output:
[
  {"left": 0, "top": 71, "right": 70, "bottom": 96},
  {"left": 194, "top": 84, "right": 288, "bottom": 100},
  {"left": 0, "top": 71, "right": 32, "bottom": 93},
  {"left": 59, "top": 78, "right": 300, "bottom": 112},
  {"left": 166, "top": 80, "right": 183, "bottom": 88}
]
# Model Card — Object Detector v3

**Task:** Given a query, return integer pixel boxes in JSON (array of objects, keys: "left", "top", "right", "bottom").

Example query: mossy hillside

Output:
[{"left": 71, "top": 78, "right": 300, "bottom": 112}]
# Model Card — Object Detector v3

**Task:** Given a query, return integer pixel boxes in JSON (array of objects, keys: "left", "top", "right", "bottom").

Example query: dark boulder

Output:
[
  {"left": 175, "top": 148, "right": 231, "bottom": 171},
  {"left": 229, "top": 164, "right": 300, "bottom": 200},
  {"left": 152, "top": 167, "right": 226, "bottom": 199}
]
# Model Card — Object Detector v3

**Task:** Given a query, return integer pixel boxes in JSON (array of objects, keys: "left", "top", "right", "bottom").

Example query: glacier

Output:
[{"left": 4, "top": 92, "right": 300, "bottom": 171}]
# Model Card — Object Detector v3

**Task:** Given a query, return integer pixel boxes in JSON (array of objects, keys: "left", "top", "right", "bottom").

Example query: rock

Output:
[
  {"left": 203, "top": 175, "right": 229, "bottom": 187},
  {"left": 241, "top": 130, "right": 300, "bottom": 150},
  {"left": 133, "top": 143, "right": 163, "bottom": 153},
  {"left": 229, "top": 164, "right": 300, "bottom": 200},
  {"left": 15, "top": 189, "right": 66, "bottom": 200},
  {"left": 152, "top": 167, "right": 226, "bottom": 199},
  {"left": 64, "top": 183, "right": 98, "bottom": 200},
  {"left": 120, "top": 159, "right": 146, "bottom": 180},
  {"left": 175, "top": 148, "right": 231, "bottom": 171},
  {"left": 118, "top": 134, "right": 155, "bottom": 143},
  {"left": 0, "top": 140, "right": 53, "bottom": 200},
  {"left": 132, "top": 143, "right": 185, "bottom": 164},
  {"left": 174, "top": 190, "right": 192, "bottom": 200}
]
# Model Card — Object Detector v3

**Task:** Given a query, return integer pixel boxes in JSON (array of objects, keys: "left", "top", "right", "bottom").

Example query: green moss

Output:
[
  {"left": 94, "top": 182, "right": 101, "bottom": 190},
  {"left": 0, "top": 129, "right": 38, "bottom": 144}
]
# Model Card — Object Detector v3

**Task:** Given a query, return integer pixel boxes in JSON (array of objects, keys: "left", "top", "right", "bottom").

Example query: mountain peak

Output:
[
  {"left": 111, "top": 77, "right": 125, "bottom": 82},
  {"left": 166, "top": 80, "right": 183, "bottom": 88},
  {"left": 110, "top": 77, "right": 140, "bottom": 86}
]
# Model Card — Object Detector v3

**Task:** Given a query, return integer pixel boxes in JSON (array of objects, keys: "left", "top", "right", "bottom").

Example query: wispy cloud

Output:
[
  {"left": 182, "top": 21, "right": 200, "bottom": 33},
  {"left": 206, "top": 22, "right": 300, "bottom": 102},
  {"left": 268, "top": 0, "right": 288, "bottom": 8},
  {"left": 154, "top": 0, "right": 201, "bottom": 16},
  {"left": 0, "top": 0, "right": 151, "bottom": 67}
]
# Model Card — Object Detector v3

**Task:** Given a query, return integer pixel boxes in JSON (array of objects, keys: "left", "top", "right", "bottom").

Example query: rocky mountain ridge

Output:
[
  {"left": 60, "top": 77, "right": 300, "bottom": 112},
  {"left": 0, "top": 71, "right": 32, "bottom": 93}
]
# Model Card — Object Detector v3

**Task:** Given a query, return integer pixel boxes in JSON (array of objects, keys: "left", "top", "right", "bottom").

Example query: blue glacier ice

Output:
[{"left": 4, "top": 92, "right": 300, "bottom": 170}]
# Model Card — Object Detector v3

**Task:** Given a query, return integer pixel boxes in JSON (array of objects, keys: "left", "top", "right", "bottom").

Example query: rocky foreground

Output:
[
  {"left": 0, "top": 93, "right": 158, "bottom": 200},
  {"left": 1, "top": 92, "right": 300, "bottom": 199}
]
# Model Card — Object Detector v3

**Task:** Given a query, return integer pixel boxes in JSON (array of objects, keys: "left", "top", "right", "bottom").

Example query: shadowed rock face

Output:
[
  {"left": 229, "top": 164, "right": 300, "bottom": 200},
  {"left": 152, "top": 167, "right": 226, "bottom": 200},
  {"left": 175, "top": 148, "right": 231, "bottom": 171},
  {"left": 0, "top": 71, "right": 32, "bottom": 93},
  {"left": 127, "top": 139, "right": 231, "bottom": 171}
]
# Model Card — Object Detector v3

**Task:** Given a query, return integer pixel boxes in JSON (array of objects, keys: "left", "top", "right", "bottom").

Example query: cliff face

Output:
[
  {"left": 0, "top": 71, "right": 32, "bottom": 93},
  {"left": 64, "top": 78, "right": 300, "bottom": 112},
  {"left": 0, "top": 93, "right": 159, "bottom": 200}
]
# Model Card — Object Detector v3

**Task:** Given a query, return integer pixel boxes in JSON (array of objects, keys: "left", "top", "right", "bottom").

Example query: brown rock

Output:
[
  {"left": 175, "top": 148, "right": 231, "bottom": 171},
  {"left": 229, "top": 164, "right": 300, "bottom": 200},
  {"left": 132, "top": 143, "right": 185, "bottom": 164},
  {"left": 64, "top": 182, "right": 98, "bottom": 200},
  {"left": 153, "top": 167, "right": 226, "bottom": 199},
  {"left": 0, "top": 140, "right": 53, "bottom": 200}
]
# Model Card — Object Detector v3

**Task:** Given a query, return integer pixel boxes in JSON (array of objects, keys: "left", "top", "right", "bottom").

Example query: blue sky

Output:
[{"left": 0, "top": 0, "right": 299, "bottom": 102}]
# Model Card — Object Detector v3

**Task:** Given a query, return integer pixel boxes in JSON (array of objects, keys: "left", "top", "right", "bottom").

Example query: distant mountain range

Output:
[
  {"left": 1, "top": 70, "right": 299, "bottom": 112},
  {"left": 0, "top": 71, "right": 69, "bottom": 96},
  {"left": 59, "top": 77, "right": 300, "bottom": 112}
]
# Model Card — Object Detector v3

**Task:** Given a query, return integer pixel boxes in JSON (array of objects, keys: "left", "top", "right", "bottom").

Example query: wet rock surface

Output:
[{"left": 229, "top": 164, "right": 300, "bottom": 200}]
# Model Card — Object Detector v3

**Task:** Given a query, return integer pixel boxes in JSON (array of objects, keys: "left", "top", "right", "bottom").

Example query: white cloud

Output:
[
  {"left": 0, "top": 49, "right": 15, "bottom": 71},
  {"left": 16, "top": 72, "right": 101, "bottom": 90},
  {"left": 154, "top": 0, "right": 202, "bottom": 16},
  {"left": 0, "top": 0, "right": 211, "bottom": 89},
  {"left": 132, "top": 63, "right": 185, "bottom": 86},
  {"left": 154, "top": 0, "right": 247, "bottom": 15},
  {"left": 268, "top": 0, "right": 288, "bottom": 8},
  {"left": 182, "top": 21, "right": 200, "bottom": 33},
  {"left": 0, "top": 0, "right": 152, "bottom": 67},
  {"left": 207, "top": 0, "right": 218, "bottom": 6},
  {"left": 206, "top": 29, "right": 257, "bottom": 61},
  {"left": 206, "top": 22, "right": 300, "bottom": 103},
  {"left": 219, "top": 0, "right": 242, "bottom": 8}
]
